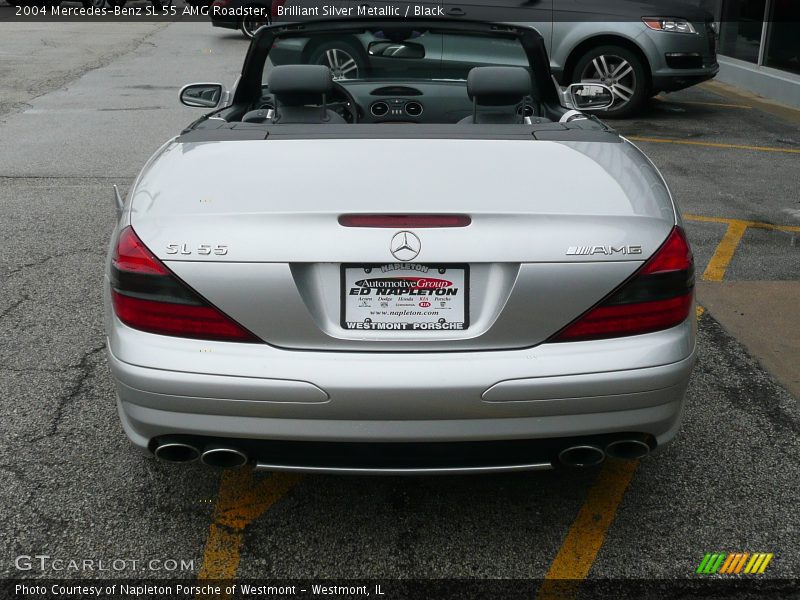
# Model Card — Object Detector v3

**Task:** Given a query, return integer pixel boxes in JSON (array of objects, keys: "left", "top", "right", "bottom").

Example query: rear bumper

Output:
[{"left": 108, "top": 316, "right": 696, "bottom": 469}]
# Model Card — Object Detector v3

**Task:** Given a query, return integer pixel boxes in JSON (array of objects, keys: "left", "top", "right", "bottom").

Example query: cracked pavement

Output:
[
  {"left": 0, "top": 19, "right": 798, "bottom": 591},
  {"left": 0, "top": 21, "right": 242, "bottom": 580}
]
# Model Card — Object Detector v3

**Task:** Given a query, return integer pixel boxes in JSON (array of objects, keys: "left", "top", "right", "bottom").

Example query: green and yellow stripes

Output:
[
  {"left": 697, "top": 552, "right": 774, "bottom": 575},
  {"left": 697, "top": 553, "right": 725, "bottom": 574}
]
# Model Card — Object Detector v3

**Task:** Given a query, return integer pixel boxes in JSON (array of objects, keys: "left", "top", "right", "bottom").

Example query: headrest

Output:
[
  {"left": 467, "top": 66, "right": 532, "bottom": 106},
  {"left": 268, "top": 65, "right": 334, "bottom": 106}
]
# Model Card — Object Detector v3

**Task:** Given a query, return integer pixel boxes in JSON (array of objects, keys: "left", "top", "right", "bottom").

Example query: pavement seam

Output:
[
  {"left": 26, "top": 343, "right": 106, "bottom": 443},
  {"left": 685, "top": 214, "right": 800, "bottom": 233},
  {"left": 0, "top": 23, "right": 173, "bottom": 121},
  {"left": 628, "top": 135, "right": 800, "bottom": 155},
  {"left": 697, "top": 316, "right": 800, "bottom": 435},
  {"left": 0, "top": 176, "right": 134, "bottom": 180},
  {"left": 0, "top": 294, "right": 30, "bottom": 323},
  {"left": 3, "top": 248, "right": 104, "bottom": 277}
]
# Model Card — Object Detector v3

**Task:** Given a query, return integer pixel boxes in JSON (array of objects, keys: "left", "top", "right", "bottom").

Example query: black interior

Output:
[
  {"left": 242, "top": 76, "right": 549, "bottom": 125},
  {"left": 202, "top": 19, "right": 577, "bottom": 128},
  {"left": 180, "top": 19, "right": 621, "bottom": 141}
]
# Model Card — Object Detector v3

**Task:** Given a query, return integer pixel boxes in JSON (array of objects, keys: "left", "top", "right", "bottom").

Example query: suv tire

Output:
[{"left": 572, "top": 44, "right": 648, "bottom": 118}]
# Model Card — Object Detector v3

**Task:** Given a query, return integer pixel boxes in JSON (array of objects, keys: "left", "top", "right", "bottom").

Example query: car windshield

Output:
[{"left": 262, "top": 27, "right": 531, "bottom": 83}]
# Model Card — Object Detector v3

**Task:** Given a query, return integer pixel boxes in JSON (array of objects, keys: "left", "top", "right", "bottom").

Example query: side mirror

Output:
[
  {"left": 179, "top": 83, "right": 224, "bottom": 108},
  {"left": 367, "top": 41, "right": 426, "bottom": 59},
  {"left": 566, "top": 83, "right": 614, "bottom": 111}
]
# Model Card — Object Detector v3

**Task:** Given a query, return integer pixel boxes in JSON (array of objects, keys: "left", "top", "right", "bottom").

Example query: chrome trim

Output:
[
  {"left": 201, "top": 447, "right": 248, "bottom": 468},
  {"left": 605, "top": 439, "right": 651, "bottom": 460},
  {"left": 153, "top": 442, "right": 200, "bottom": 463},
  {"left": 558, "top": 445, "right": 605, "bottom": 467},
  {"left": 370, "top": 101, "right": 389, "bottom": 117},
  {"left": 254, "top": 462, "right": 553, "bottom": 475},
  {"left": 404, "top": 101, "right": 423, "bottom": 117},
  {"left": 178, "top": 82, "right": 225, "bottom": 109}
]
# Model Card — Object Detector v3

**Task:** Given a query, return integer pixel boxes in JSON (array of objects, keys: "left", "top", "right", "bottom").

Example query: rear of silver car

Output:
[{"left": 105, "top": 135, "right": 696, "bottom": 473}]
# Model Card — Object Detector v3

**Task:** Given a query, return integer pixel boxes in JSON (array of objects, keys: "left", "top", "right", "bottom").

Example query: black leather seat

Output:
[
  {"left": 458, "top": 66, "right": 533, "bottom": 124},
  {"left": 266, "top": 65, "right": 346, "bottom": 124}
]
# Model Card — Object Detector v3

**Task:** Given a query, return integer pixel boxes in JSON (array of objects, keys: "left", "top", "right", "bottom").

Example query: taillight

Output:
[
  {"left": 110, "top": 227, "right": 260, "bottom": 343},
  {"left": 550, "top": 226, "right": 694, "bottom": 342},
  {"left": 271, "top": 0, "right": 286, "bottom": 18}
]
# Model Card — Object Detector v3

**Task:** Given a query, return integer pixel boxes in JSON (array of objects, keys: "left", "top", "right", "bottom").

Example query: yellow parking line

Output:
[
  {"left": 655, "top": 96, "right": 752, "bottom": 109},
  {"left": 537, "top": 460, "right": 638, "bottom": 599},
  {"left": 685, "top": 214, "right": 800, "bottom": 281},
  {"left": 196, "top": 470, "right": 302, "bottom": 598},
  {"left": 628, "top": 136, "right": 800, "bottom": 155},
  {"left": 191, "top": 213, "right": 767, "bottom": 596},
  {"left": 684, "top": 214, "right": 800, "bottom": 233},
  {"left": 538, "top": 218, "right": 745, "bottom": 598},
  {"left": 702, "top": 221, "right": 749, "bottom": 282}
]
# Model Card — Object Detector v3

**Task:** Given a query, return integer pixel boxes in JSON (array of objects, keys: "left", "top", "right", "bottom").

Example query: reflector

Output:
[{"left": 338, "top": 214, "right": 471, "bottom": 228}]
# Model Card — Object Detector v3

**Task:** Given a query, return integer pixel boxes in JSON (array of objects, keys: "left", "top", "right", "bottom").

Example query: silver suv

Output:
[{"left": 264, "top": 0, "right": 718, "bottom": 117}]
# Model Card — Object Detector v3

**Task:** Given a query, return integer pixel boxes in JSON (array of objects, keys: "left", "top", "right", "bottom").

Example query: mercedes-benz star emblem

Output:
[{"left": 390, "top": 231, "right": 421, "bottom": 261}]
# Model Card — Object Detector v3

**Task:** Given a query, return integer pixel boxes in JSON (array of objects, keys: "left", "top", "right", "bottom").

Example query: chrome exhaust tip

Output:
[
  {"left": 201, "top": 446, "right": 248, "bottom": 469},
  {"left": 558, "top": 445, "right": 605, "bottom": 468},
  {"left": 153, "top": 441, "right": 201, "bottom": 464},
  {"left": 605, "top": 439, "right": 651, "bottom": 460}
]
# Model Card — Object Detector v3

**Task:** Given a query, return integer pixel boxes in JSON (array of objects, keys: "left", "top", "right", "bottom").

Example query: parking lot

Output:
[{"left": 0, "top": 18, "right": 798, "bottom": 598}]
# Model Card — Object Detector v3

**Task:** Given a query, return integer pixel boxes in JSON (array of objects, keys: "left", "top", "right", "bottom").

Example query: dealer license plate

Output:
[{"left": 341, "top": 264, "right": 469, "bottom": 331}]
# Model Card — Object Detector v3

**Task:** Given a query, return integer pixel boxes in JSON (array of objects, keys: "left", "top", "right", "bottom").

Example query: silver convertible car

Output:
[{"left": 105, "top": 19, "right": 696, "bottom": 474}]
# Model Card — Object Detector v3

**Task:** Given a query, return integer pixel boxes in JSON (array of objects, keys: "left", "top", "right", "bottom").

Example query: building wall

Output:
[{"left": 702, "top": 0, "right": 800, "bottom": 107}]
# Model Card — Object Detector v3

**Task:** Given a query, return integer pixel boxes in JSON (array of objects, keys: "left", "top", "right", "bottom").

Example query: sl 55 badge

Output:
[{"left": 165, "top": 243, "right": 228, "bottom": 256}]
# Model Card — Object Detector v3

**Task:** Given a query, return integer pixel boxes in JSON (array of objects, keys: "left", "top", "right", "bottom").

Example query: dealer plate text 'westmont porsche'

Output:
[{"left": 341, "top": 264, "right": 469, "bottom": 331}]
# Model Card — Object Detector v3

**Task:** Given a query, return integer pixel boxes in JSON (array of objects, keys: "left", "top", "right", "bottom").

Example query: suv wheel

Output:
[
  {"left": 573, "top": 45, "right": 647, "bottom": 118},
  {"left": 308, "top": 41, "right": 366, "bottom": 80},
  {"left": 240, "top": 13, "right": 271, "bottom": 39}
]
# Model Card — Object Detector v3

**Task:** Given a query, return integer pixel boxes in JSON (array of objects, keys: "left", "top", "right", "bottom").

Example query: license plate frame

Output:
[{"left": 340, "top": 263, "right": 470, "bottom": 332}]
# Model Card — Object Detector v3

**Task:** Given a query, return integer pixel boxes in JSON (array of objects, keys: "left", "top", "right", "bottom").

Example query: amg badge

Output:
[{"left": 566, "top": 245, "right": 643, "bottom": 256}]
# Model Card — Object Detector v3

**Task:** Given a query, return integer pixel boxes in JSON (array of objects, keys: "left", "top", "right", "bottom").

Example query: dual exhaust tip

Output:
[
  {"left": 153, "top": 441, "right": 248, "bottom": 468},
  {"left": 558, "top": 438, "right": 652, "bottom": 468},
  {"left": 154, "top": 436, "right": 652, "bottom": 470}
]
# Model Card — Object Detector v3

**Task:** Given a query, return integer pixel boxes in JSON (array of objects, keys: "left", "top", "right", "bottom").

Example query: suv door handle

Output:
[{"left": 447, "top": 7, "right": 465, "bottom": 16}]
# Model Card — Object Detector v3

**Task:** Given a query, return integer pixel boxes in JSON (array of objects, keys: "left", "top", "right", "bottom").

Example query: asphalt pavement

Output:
[{"left": 0, "top": 19, "right": 798, "bottom": 597}]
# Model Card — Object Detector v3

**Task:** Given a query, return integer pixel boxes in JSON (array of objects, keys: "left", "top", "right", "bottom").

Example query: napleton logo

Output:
[{"left": 696, "top": 552, "right": 774, "bottom": 575}]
